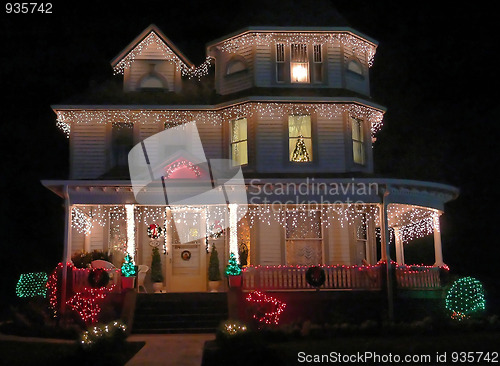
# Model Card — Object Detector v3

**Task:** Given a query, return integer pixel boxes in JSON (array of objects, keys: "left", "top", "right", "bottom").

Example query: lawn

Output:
[
  {"left": 0, "top": 339, "right": 145, "bottom": 366},
  {"left": 203, "top": 330, "right": 500, "bottom": 365}
]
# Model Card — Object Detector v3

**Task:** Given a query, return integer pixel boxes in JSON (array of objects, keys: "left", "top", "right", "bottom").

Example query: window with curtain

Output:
[
  {"left": 291, "top": 44, "right": 309, "bottom": 83},
  {"left": 351, "top": 116, "right": 365, "bottom": 165},
  {"left": 230, "top": 117, "right": 248, "bottom": 166},
  {"left": 288, "top": 115, "right": 312, "bottom": 162},
  {"left": 285, "top": 210, "right": 322, "bottom": 265}
]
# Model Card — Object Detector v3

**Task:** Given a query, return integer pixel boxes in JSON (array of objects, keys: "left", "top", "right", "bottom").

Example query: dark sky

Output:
[{"left": 1, "top": 1, "right": 498, "bottom": 309}]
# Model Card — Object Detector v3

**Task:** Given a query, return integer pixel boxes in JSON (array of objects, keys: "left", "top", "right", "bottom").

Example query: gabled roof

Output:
[{"left": 110, "top": 24, "right": 193, "bottom": 73}]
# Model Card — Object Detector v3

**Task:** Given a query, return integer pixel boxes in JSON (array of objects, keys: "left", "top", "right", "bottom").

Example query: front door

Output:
[{"left": 166, "top": 209, "right": 207, "bottom": 292}]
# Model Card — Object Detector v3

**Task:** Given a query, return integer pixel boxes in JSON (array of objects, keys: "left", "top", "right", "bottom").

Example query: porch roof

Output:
[{"left": 41, "top": 177, "right": 458, "bottom": 211}]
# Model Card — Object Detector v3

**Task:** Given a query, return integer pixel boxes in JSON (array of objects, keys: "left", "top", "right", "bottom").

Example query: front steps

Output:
[{"left": 132, "top": 292, "right": 228, "bottom": 334}]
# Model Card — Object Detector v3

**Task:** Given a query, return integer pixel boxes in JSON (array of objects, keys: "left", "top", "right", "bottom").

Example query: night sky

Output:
[{"left": 1, "top": 1, "right": 498, "bottom": 312}]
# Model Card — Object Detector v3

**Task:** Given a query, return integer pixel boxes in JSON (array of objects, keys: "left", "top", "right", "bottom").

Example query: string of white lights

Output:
[{"left": 56, "top": 102, "right": 384, "bottom": 138}]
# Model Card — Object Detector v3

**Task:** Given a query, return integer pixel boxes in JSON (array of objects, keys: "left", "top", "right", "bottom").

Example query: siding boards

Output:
[
  {"left": 254, "top": 44, "right": 272, "bottom": 87},
  {"left": 327, "top": 43, "right": 342, "bottom": 88},
  {"left": 255, "top": 111, "right": 283, "bottom": 172},
  {"left": 70, "top": 122, "right": 107, "bottom": 179},
  {"left": 197, "top": 121, "right": 222, "bottom": 161},
  {"left": 316, "top": 114, "right": 345, "bottom": 172}
]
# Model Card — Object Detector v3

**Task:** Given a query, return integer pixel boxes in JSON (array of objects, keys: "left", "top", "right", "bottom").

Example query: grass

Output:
[
  {"left": 0, "top": 339, "right": 145, "bottom": 366},
  {"left": 203, "top": 330, "right": 500, "bottom": 366}
]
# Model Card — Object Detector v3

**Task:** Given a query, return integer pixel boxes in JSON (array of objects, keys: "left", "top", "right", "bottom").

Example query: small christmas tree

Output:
[
  {"left": 291, "top": 135, "right": 311, "bottom": 162},
  {"left": 208, "top": 244, "right": 221, "bottom": 281},
  {"left": 150, "top": 247, "right": 164, "bottom": 283},
  {"left": 121, "top": 253, "right": 136, "bottom": 277},
  {"left": 225, "top": 252, "right": 241, "bottom": 276}
]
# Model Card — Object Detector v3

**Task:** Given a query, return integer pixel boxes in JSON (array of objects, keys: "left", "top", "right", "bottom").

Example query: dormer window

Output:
[
  {"left": 291, "top": 44, "right": 309, "bottom": 83},
  {"left": 347, "top": 60, "right": 364, "bottom": 77},
  {"left": 138, "top": 64, "right": 168, "bottom": 91},
  {"left": 226, "top": 57, "right": 247, "bottom": 75}
]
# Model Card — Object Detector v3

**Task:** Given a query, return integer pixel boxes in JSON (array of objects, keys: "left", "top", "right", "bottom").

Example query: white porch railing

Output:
[
  {"left": 395, "top": 265, "right": 441, "bottom": 289},
  {"left": 72, "top": 268, "right": 122, "bottom": 293},
  {"left": 242, "top": 265, "right": 383, "bottom": 291}
]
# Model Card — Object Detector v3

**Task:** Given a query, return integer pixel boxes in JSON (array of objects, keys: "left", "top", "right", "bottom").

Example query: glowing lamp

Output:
[{"left": 292, "top": 64, "right": 308, "bottom": 83}]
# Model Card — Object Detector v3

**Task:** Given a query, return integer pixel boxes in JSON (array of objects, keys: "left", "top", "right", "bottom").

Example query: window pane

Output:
[
  {"left": 112, "top": 122, "right": 133, "bottom": 167},
  {"left": 353, "top": 141, "right": 365, "bottom": 165},
  {"left": 351, "top": 117, "right": 361, "bottom": 141},
  {"left": 291, "top": 44, "right": 309, "bottom": 83},
  {"left": 288, "top": 115, "right": 311, "bottom": 138},
  {"left": 289, "top": 137, "right": 312, "bottom": 162},
  {"left": 286, "top": 211, "right": 321, "bottom": 239},
  {"left": 231, "top": 118, "right": 247, "bottom": 143},
  {"left": 231, "top": 141, "right": 248, "bottom": 166}
]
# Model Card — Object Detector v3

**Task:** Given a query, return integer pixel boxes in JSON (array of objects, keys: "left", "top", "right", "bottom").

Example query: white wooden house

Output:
[{"left": 43, "top": 24, "right": 458, "bottom": 294}]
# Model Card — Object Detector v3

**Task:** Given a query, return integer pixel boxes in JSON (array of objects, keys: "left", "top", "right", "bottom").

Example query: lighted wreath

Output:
[
  {"left": 147, "top": 224, "right": 163, "bottom": 239},
  {"left": 87, "top": 268, "right": 110, "bottom": 288},
  {"left": 208, "top": 221, "right": 223, "bottom": 239},
  {"left": 306, "top": 266, "right": 326, "bottom": 289}
]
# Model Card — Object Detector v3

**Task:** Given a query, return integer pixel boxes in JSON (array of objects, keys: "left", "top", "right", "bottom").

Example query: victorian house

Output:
[{"left": 43, "top": 21, "right": 458, "bottom": 301}]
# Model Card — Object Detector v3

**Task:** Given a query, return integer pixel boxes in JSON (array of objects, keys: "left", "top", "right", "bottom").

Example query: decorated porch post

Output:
[
  {"left": 433, "top": 213, "right": 445, "bottom": 267},
  {"left": 394, "top": 227, "right": 405, "bottom": 265},
  {"left": 379, "top": 186, "right": 394, "bottom": 321},
  {"left": 61, "top": 185, "right": 73, "bottom": 315}
]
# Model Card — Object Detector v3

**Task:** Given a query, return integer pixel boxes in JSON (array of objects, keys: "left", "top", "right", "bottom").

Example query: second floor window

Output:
[
  {"left": 230, "top": 117, "right": 248, "bottom": 166},
  {"left": 289, "top": 115, "right": 312, "bottom": 162},
  {"left": 291, "top": 44, "right": 309, "bottom": 83},
  {"left": 111, "top": 122, "right": 134, "bottom": 168},
  {"left": 351, "top": 116, "right": 365, "bottom": 165}
]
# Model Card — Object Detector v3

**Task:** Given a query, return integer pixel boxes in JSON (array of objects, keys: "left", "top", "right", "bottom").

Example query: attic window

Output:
[
  {"left": 138, "top": 64, "right": 168, "bottom": 91},
  {"left": 226, "top": 58, "right": 247, "bottom": 75},
  {"left": 140, "top": 75, "right": 165, "bottom": 89},
  {"left": 347, "top": 60, "right": 363, "bottom": 76}
]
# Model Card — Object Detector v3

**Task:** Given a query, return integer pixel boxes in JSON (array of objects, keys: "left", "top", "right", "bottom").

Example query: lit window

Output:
[
  {"left": 312, "top": 44, "right": 323, "bottom": 82},
  {"left": 351, "top": 116, "right": 365, "bottom": 165},
  {"left": 289, "top": 115, "right": 312, "bottom": 162},
  {"left": 230, "top": 118, "right": 248, "bottom": 166},
  {"left": 291, "top": 44, "right": 309, "bottom": 83},
  {"left": 276, "top": 43, "right": 285, "bottom": 82}
]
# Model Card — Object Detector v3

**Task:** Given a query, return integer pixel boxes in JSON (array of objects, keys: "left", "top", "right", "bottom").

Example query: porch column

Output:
[
  {"left": 125, "top": 204, "right": 136, "bottom": 260},
  {"left": 394, "top": 228, "right": 405, "bottom": 265},
  {"left": 433, "top": 214, "right": 445, "bottom": 266},
  {"left": 229, "top": 203, "right": 239, "bottom": 262},
  {"left": 61, "top": 187, "right": 72, "bottom": 315}
]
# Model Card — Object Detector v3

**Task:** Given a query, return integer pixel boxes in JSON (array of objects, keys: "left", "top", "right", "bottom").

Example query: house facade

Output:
[{"left": 43, "top": 24, "right": 458, "bottom": 294}]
